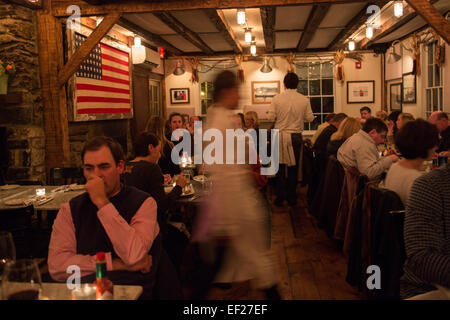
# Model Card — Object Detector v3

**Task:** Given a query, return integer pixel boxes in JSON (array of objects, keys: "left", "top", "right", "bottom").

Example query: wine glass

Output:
[
  {"left": 0, "top": 231, "right": 16, "bottom": 280},
  {"left": 2, "top": 259, "right": 42, "bottom": 300}
]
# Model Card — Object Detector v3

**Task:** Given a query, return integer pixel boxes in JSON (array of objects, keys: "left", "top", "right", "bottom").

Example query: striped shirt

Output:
[{"left": 400, "top": 164, "right": 450, "bottom": 299}]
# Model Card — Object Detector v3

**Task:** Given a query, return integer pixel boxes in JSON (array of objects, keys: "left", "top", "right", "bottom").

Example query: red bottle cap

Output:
[{"left": 96, "top": 252, "right": 105, "bottom": 261}]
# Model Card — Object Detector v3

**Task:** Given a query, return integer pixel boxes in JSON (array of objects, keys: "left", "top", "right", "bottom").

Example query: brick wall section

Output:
[{"left": 0, "top": 3, "right": 45, "bottom": 183}]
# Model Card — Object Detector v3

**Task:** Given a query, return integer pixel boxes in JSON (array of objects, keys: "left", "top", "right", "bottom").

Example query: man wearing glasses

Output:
[{"left": 337, "top": 117, "right": 399, "bottom": 181}]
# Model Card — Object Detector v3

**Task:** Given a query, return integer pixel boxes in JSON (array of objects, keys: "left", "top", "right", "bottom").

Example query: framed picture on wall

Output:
[
  {"left": 251, "top": 81, "right": 280, "bottom": 104},
  {"left": 346, "top": 80, "right": 375, "bottom": 104},
  {"left": 402, "top": 72, "right": 416, "bottom": 104},
  {"left": 390, "top": 83, "right": 402, "bottom": 112},
  {"left": 170, "top": 88, "right": 190, "bottom": 104}
]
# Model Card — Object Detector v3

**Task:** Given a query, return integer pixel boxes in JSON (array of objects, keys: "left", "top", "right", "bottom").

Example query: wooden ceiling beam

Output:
[
  {"left": 57, "top": 12, "right": 121, "bottom": 87},
  {"left": 296, "top": 4, "right": 330, "bottom": 52},
  {"left": 204, "top": 9, "right": 243, "bottom": 54},
  {"left": 406, "top": 0, "right": 450, "bottom": 45},
  {"left": 260, "top": 6, "right": 276, "bottom": 53},
  {"left": 327, "top": 0, "right": 388, "bottom": 50},
  {"left": 117, "top": 17, "right": 183, "bottom": 56},
  {"left": 153, "top": 12, "right": 215, "bottom": 55},
  {"left": 51, "top": 0, "right": 370, "bottom": 17},
  {"left": 4, "top": 0, "right": 42, "bottom": 9}
]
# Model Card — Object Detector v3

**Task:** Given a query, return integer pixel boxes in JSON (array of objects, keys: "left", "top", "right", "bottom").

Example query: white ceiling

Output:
[{"left": 275, "top": 5, "right": 312, "bottom": 30}]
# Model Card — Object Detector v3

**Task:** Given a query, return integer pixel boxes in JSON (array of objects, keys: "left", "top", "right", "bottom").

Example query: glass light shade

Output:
[
  {"left": 348, "top": 40, "right": 355, "bottom": 51},
  {"left": 245, "top": 29, "right": 252, "bottom": 43},
  {"left": 134, "top": 37, "right": 141, "bottom": 47},
  {"left": 250, "top": 44, "right": 256, "bottom": 56},
  {"left": 96, "top": 18, "right": 103, "bottom": 26},
  {"left": 237, "top": 9, "right": 246, "bottom": 25},
  {"left": 366, "top": 25, "right": 373, "bottom": 39},
  {"left": 132, "top": 45, "right": 145, "bottom": 64},
  {"left": 394, "top": 2, "right": 403, "bottom": 18}
]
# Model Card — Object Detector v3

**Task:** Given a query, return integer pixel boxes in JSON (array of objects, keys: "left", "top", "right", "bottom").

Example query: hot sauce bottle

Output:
[{"left": 95, "top": 252, "right": 114, "bottom": 300}]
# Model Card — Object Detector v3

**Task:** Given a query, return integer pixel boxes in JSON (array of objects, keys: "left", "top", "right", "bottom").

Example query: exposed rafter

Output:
[
  {"left": 260, "top": 6, "right": 276, "bottom": 53},
  {"left": 327, "top": 0, "right": 388, "bottom": 50},
  {"left": 58, "top": 12, "right": 121, "bottom": 87},
  {"left": 406, "top": 0, "right": 450, "bottom": 45},
  {"left": 204, "top": 9, "right": 243, "bottom": 54},
  {"left": 152, "top": 12, "right": 215, "bottom": 55},
  {"left": 4, "top": 0, "right": 42, "bottom": 9},
  {"left": 117, "top": 17, "right": 183, "bottom": 56},
  {"left": 296, "top": 4, "right": 331, "bottom": 52},
  {"left": 51, "top": 1, "right": 372, "bottom": 17}
]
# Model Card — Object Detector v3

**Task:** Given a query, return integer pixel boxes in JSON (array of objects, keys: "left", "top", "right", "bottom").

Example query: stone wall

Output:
[{"left": 0, "top": 3, "right": 45, "bottom": 183}]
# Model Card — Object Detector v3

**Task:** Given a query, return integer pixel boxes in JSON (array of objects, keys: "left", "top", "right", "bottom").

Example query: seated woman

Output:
[
  {"left": 382, "top": 119, "right": 439, "bottom": 205},
  {"left": 146, "top": 115, "right": 181, "bottom": 177},
  {"left": 386, "top": 110, "right": 401, "bottom": 145},
  {"left": 396, "top": 112, "right": 415, "bottom": 130},
  {"left": 326, "top": 117, "right": 361, "bottom": 158}
]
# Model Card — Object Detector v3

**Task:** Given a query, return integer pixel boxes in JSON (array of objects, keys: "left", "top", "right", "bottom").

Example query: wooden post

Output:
[{"left": 36, "top": 3, "right": 71, "bottom": 180}]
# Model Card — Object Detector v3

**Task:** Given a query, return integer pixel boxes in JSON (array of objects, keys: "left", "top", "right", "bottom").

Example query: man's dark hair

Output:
[
  {"left": 395, "top": 119, "right": 439, "bottom": 159},
  {"left": 332, "top": 113, "right": 347, "bottom": 123},
  {"left": 133, "top": 132, "right": 160, "bottom": 157},
  {"left": 360, "top": 106, "right": 371, "bottom": 114},
  {"left": 362, "top": 117, "right": 388, "bottom": 133},
  {"left": 325, "top": 113, "right": 336, "bottom": 122},
  {"left": 437, "top": 112, "right": 449, "bottom": 121},
  {"left": 81, "top": 136, "right": 125, "bottom": 164},
  {"left": 169, "top": 112, "right": 182, "bottom": 123},
  {"left": 213, "top": 70, "right": 238, "bottom": 102},
  {"left": 283, "top": 72, "right": 299, "bottom": 89}
]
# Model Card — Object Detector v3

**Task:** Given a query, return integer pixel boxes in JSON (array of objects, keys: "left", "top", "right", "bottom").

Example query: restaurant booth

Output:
[{"left": 0, "top": 0, "right": 449, "bottom": 301}]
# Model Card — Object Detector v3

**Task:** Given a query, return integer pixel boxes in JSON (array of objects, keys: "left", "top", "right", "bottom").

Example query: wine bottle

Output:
[{"left": 95, "top": 252, "right": 114, "bottom": 300}]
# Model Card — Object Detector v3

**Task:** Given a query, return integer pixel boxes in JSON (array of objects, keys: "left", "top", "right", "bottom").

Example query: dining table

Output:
[{"left": 0, "top": 184, "right": 85, "bottom": 211}]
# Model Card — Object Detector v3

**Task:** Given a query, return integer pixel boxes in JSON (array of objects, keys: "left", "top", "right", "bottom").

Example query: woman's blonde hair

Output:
[
  {"left": 375, "top": 110, "right": 388, "bottom": 121},
  {"left": 244, "top": 111, "right": 259, "bottom": 129},
  {"left": 330, "top": 117, "right": 361, "bottom": 141},
  {"left": 398, "top": 112, "right": 414, "bottom": 123},
  {"left": 145, "top": 115, "right": 173, "bottom": 157}
]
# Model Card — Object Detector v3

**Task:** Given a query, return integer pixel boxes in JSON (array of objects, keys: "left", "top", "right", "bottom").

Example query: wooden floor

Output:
[{"left": 207, "top": 186, "right": 363, "bottom": 300}]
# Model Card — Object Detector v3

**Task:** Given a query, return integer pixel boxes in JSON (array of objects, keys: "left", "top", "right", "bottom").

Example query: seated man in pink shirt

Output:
[{"left": 48, "top": 136, "right": 164, "bottom": 299}]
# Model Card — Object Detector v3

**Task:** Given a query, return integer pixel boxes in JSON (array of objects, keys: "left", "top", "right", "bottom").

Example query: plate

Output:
[
  {"left": 193, "top": 175, "right": 207, "bottom": 182},
  {"left": 69, "top": 184, "right": 85, "bottom": 191},
  {"left": 180, "top": 185, "right": 195, "bottom": 197},
  {"left": 4, "top": 198, "right": 25, "bottom": 206},
  {"left": 0, "top": 184, "right": 20, "bottom": 191}
]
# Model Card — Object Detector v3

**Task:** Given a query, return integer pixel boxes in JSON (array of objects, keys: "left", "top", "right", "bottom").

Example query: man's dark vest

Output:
[{"left": 69, "top": 184, "right": 150, "bottom": 257}]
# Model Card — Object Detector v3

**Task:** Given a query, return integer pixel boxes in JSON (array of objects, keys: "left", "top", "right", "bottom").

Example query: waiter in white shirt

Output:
[{"left": 269, "top": 72, "right": 315, "bottom": 207}]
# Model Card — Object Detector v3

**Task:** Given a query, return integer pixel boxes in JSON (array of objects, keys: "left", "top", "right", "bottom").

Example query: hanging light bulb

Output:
[
  {"left": 244, "top": 28, "right": 252, "bottom": 44},
  {"left": 250, "top": 43, "right": 256, "bottom": 56},
  {"left": 132, "top": 36, "right": 145, "bottom": 64},
  {"left": 237, "top": 9, "right": 246, "bottom": 25},
  {"left": 348, "top": 40, "right": 355, "bottom": 51},
  {"left": 394, "top": 1, "right": 403, "bottom": 18},
  {"left": 366, "top": 25, "right": 374, "bottom": 39}
]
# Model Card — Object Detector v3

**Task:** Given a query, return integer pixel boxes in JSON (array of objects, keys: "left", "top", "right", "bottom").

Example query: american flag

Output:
[{"left": 74, "top": 33, "right": 131, "bottom": 114}]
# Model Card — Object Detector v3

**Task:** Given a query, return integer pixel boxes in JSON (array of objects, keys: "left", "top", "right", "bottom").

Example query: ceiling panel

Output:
[
  {"left": 307, "top": 29, "right": 341, "bottom": 49},
  {"left": 170, "top": 10, "right": 218, "bottom": 33},
  {"left": 374, "top": 16, "right": 427, "bottom": 43},
  {"left": 123, "top": 13, "right": 176, "bottom": 35},
  {"left": 199, "top": 33, "right": 233, "bottom": 52},
  {"left": 320, "top": 3, "right": 366, "bottom": 28},
  {"left": 275, "top": 5, "right": 312, "bottom": 30},
  {"left": 161, "top": 35, "right": 202, "bottom": 52},
  {"left": 275, "top": 31, "right": 302, "bottom": 49}
]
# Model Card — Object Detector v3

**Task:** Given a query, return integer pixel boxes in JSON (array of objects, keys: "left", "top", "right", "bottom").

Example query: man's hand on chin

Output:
[{"left": 85, "top": 174, "right": 110, "bottom": 209}]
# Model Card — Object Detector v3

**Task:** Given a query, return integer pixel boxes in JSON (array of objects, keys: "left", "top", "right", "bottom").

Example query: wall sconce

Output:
[
  {"left": 244, "top": 28, "right": 252, "bottom": 44},
  {"left": 348, "top": 40, "right": 355, "bottom": 51},
  {"left": 386, "top": 40, "right": 412, "bottom": 64},
  {"left": 173, "top": 59, "right": 185, "bottom": 75},
  {"left": 394, "top": 1, "right": 403, "bottom": 18},
  {"left": 260, "top": 57, "right": 272, "bottom": 73},
  {"left": 132, "top": 36, "right": 145, "bottom": 64},
  {"left": 237, "top": 9, "right": 246, "bottom": 25}
]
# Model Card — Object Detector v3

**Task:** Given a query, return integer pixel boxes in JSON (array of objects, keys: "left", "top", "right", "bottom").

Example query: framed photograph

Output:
[
  {"left": 346, "top": 80, "right": 375, "bottom": 104},
  {"left": 251, "top": 81, "right": 280, "bottom": 104},
  {"left": 390, "top": 83, "right": 402, "bottom": 112},
  {"left": 402, "top": 73, "right": 416, "bottom": 104},
  {"left": 170, "top": 88, "right": 190, "bottom": 104}
]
